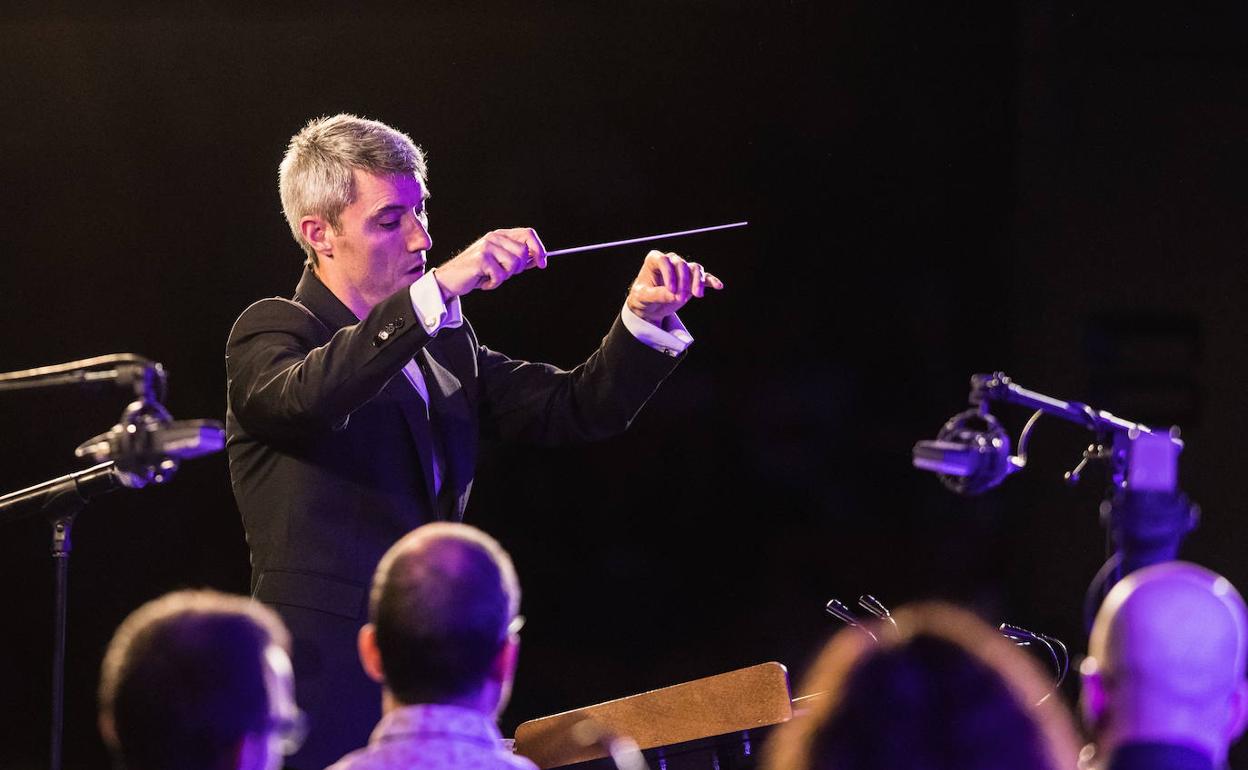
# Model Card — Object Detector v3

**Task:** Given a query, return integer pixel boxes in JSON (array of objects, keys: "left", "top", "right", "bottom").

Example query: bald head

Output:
[
  {"left": 366, "top": 523, "right": 521, "bottom": 707},
  {"left": 1084, "top": 562, "right": 1248, "bottom": 763}
]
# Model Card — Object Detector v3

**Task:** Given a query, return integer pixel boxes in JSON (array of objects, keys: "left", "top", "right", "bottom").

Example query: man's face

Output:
[{"left": 321, "top": 169, "right": 431, "bottom": 310}]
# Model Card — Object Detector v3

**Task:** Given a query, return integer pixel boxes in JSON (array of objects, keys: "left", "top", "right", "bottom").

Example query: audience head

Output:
[
  {"left": 1083, "top": 561, "right": 1248, "bottom": 765},
  {"left": 359, "top": 522, "right": 522, "bottom": 717},
  {"left": 98, "top": 589, "right": 300, "bottom": 770},
  {"left": 764, "top": 601, "right": 1080, "bottom": 770}
]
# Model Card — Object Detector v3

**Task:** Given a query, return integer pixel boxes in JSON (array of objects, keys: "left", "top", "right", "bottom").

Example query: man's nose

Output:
[{"left": 406, "top": 213, "right": 432, "bottom": 252}]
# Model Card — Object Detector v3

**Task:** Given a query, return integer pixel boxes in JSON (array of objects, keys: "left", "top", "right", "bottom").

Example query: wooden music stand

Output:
[{"left": 514, "top": 662, "right": 793, "bottom": 769}]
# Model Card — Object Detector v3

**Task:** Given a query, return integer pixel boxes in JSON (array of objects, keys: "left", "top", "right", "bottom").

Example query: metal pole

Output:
[{"left": 49, "top": 514, "right": 74, "bottom": 770}]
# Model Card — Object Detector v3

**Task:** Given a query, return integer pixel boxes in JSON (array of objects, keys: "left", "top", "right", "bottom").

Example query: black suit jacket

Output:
[{"left": 225, "top": 268, "right": 681, "bottom": 768}]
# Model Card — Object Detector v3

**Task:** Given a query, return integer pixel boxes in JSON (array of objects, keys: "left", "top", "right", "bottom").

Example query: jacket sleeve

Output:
[
  {"left": 475, "top": 314, "right": 685, "bottom": 446},
  {"left": 225, "top": 288, "right": 433, "bottom": 441}
]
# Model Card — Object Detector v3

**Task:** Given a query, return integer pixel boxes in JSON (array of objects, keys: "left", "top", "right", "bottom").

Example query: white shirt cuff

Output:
[
  {"left": 619, "top": 305, "right": 693, "bottom": 357},
  {"left": 409, "top": 271, "right": 464, "bottom": 335}
]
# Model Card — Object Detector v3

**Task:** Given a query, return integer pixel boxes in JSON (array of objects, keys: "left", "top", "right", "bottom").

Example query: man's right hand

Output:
[{"left": 432, "top": 228, "right": 548, "bottom": 300}]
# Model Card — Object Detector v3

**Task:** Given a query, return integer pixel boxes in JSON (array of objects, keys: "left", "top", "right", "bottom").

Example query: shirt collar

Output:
[
  {"left": 1107, "top": 741, "right": 1215, "bottom": 770},
  {"left": 370, "top": 703, "right": 503, "bottom": 747},
  {"left": 294, "top": 266, "right": 361, "bottom": 331}
]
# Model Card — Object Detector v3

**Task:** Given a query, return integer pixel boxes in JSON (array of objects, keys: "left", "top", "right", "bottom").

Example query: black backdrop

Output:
[{"left": 4, "top": 1, "right": 1248, "bottom": 767}]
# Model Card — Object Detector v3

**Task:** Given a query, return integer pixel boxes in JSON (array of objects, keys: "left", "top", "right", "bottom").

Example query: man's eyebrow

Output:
[{"left": 370, "top": 195, "right": 431, "bottom": 217}]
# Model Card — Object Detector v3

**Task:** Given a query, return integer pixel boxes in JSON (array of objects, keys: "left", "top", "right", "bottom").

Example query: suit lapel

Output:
[
  {"left": 385, "top": 374, "right": 440, "bottom": 516},
  {"left": 292, "top": 268, "right": 442, "bottom": 516},
  {"left": 419, "top": 343, "right": 474, "bottom": 520},
  {"left": 292, "top": 267, "right": 359, "bottom": 331}
]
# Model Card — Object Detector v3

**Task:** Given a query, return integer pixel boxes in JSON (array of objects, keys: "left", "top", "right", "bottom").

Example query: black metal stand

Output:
[
  {"left": 1083, "top": 489, "right": 1198, "bottom": 631},
  {"left": 0, "top": 462, "right": 123, "bottom": 770},
  {"left": 50, "top": 514, "right": 73, "bottom": 770},
  {"left": 0, "top": 354, "right": 223, "bottom": 770},
  {"left": 975, "top": 374, "right": 1199, "bottom": 624},
  {"left": 915, "top": 372, "right": 1199, "bottom": 633}
]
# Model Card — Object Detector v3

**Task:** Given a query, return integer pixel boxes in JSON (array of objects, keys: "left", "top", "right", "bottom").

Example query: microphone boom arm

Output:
[
  {"left": 968, "top": 372, "right": 1182, "bottom": 489},
  {"left": 971, "top": 372, "right": 1164, "bottom": 438},
  {"left": 914, "top": 372, "right": 1184, "bottom": 495}
]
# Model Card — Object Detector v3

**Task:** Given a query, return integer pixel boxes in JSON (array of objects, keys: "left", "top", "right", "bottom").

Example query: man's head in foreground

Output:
[
  {"left": 763, "top": 601, "right": 1079, "bottom": 770},
  {"left": 359, "top": 522, "right": 522, "bottom": 717},
  {"left": 98, "top": 589, "right": 300, "bottom": 770},
  {"left": 1083, "top": 561, "right": 1248, "bottom": 765}
]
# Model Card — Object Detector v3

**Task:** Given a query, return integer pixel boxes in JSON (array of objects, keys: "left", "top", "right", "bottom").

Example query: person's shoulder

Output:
[
  {"left": 449, "top": 746, "right": 541, "bottom": 770},
  {"left": 233, "top": 295, "right": 318, "bottom": 325},
  {"left": 323, "top": 742, "right": 399, "bottom": 770},
  {"left": 227, "top": 296, "right": 327, "bottom": 344},
  {"left": 500, "top": 750, "right": 541, "bottom": 770}
]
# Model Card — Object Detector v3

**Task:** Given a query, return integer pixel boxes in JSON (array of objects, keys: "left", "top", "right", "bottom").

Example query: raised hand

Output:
[
  {"left": 626, "top": 250, "right": 723, "bottom": 324},
  {"left": 433, "top": 228, "right": 548, "bottom": 299}
]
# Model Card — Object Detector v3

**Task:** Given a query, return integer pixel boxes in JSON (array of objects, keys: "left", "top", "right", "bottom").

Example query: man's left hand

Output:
[{"left": 626, "top": 250, "right": 724, "bottom": 325}]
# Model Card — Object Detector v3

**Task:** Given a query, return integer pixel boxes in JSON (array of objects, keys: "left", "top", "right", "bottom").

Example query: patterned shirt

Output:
[{"left": 326, "top": 703, "right": 540, "bottom": 770}]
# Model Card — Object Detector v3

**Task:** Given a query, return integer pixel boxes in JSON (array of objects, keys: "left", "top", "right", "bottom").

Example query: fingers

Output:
[
  {"left": 690, "top": 262, "right": 706, "bottom": 298},
  {"left": 476, "top": 231, "right": 533, "bottom": 289},
  {"left": 476, "top": 250, "right": 508, "bottom": 289},
  {"left": 646, "top": 250, "right": 678, "bottom": 296},
  {"left": 689, "top": 263, "right": 724, "bottom": 294},
  {"left": 628, "top": 250, "right": 723, "bottom": 323},
  {"left": 645, "top": 250, "right": 716, "bottom": 301},
  {"left": 673, "top": 258, "right": 692, "bottom": 301},
  {"left": 439, "top": 227, "right": 547, "bottom": 297},
  {"left": 495, "top": 227, "right": 547, "bottom": 270},
  {"left": 522, "top": 227, "right": 548, "bottom": 269}
]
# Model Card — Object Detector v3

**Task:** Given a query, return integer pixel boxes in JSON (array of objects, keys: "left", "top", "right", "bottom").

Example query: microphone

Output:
[
  {"left": 75, "top": 399, "right": 224, "bottom": 487},
  {"left": 75, "top": 420, "right": 224, "bottom": 463},
  {"left": 912, "top": 409, "right": 1019, "bottom": 495}
]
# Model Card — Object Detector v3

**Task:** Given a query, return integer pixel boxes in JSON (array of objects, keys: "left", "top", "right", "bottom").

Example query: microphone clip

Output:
[{"left": 74, "top": 397, "right": 224, "bottom": 489}]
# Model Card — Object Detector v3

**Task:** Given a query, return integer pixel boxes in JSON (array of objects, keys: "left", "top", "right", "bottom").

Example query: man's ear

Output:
[
  {"left": 358, "top": 624, "right": 385, "bottom": 685},
  {"left": 1080, "top": 660, "right": 1107, "bottom": 730},
  {"left": 98, "top": 712, "right": 118, "bottom": 749},
  {"left": 491, "top": 635, "right": 520, "bottom": 686},
  {"left": 1226, "top": 678, "right": 1248, "bottom": 743},
  {"left": 232, "top": 732, "right": 262, "bottom": 770},
  {"left": 299, "top": 216, "right": 335, "bottom": 264}
]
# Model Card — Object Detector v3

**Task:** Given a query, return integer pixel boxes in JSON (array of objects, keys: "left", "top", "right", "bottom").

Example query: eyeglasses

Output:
[
  {"left": 507, "top": 614, "right": 526, "bottom": 637},
  {"left": 269, "top": 708, "right": 309, "bottom": 756},
  {"left": 824, "top": 593, "right": 1070, "bottom": 701}
]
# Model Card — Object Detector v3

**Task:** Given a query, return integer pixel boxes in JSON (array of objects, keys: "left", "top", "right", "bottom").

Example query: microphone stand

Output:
[
  {"left": 966, "top": 372, "right": 1173, "bottom": 486},
  {"left": 927, "top": 373, "right": 1196, "bottom": 630},
  {"left": 0, "top": 462, "right": 124, "bottom": 770},
  {"left": 0, "top": 355, "right": 224, "bottom": 770}
]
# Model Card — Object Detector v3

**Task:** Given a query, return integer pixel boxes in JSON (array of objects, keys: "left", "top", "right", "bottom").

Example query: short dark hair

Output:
[
  {"left": 369, "top": 523, "right": 520, "bottom": 704},
  {"left": 764, "top": 602, "right": 1079, "bottom": 770},
  {"left": 98, "top": 590, "right": 290, "bottom": 770}
]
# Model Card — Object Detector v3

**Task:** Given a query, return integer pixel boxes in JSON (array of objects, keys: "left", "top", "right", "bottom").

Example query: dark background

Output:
[{"left": 3, "top": 1, "right": 1248, "bottom": 767}]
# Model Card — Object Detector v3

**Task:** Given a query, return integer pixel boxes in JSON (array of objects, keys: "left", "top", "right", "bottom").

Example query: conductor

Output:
[{"left": 225, "top": 113, "right": 720, "bottom": 768}]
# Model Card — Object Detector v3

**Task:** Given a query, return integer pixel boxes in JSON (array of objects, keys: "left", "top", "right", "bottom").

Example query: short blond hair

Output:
[{"left": 279, "top": 113, "right": 428, "bottom": 267}]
